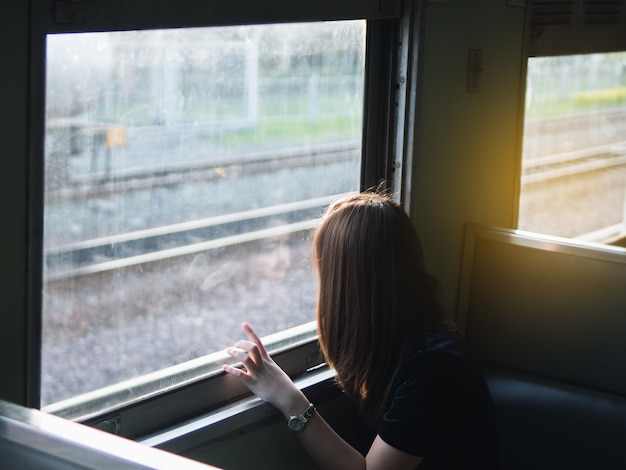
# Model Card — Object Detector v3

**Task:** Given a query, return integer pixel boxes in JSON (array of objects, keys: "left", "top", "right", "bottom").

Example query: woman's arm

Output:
[{"left": 223, "top": 323, "right": 423, "bottom": 470}]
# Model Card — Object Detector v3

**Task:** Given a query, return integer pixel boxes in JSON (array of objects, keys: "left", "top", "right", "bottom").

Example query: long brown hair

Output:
[{"left": 313, "top": 192, "right": 452, "bottom": 425}]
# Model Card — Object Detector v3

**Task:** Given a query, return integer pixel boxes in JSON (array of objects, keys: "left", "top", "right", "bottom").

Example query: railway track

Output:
[
  {"left": 523, "top": 108, "right": 626, "bottom": 135},
  {"left": 44, "top": 122, "right": 626, "bottom": 282},
  {"left": 46, "top": 139, "right": 626, "bottom": 282},
  {"left": 522, "top": 140, "right": 626, "bottom": 184},
  {"left": 46, "top": 140, "right": 360, "bottom": 204},
  {"left": 44, "top": 193, "right": 350, "bottom": 282}
]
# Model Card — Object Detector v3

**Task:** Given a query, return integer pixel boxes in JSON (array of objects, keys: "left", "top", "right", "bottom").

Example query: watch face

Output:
[{"left": 288, "top": 416, "right": 305, "bottom": 432}]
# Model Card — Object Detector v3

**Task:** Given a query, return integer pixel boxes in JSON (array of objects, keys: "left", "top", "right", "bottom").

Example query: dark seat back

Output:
[{"left": 457, "top": 225, "right": 626, "bottom": 469}]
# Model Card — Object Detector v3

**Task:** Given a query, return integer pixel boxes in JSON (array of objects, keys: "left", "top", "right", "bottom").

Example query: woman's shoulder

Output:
[
  {"left": 409, "top": 326, "right": 466, "bottom": 361},
  {"left": 378, "top": 327, "right": 499, "bottom": 463},
  {"left": 396, "top": 326, "right": 487, "bottom": 393},
  {"left": 383, "top": 326, "right": 496, "bottom": 430}
]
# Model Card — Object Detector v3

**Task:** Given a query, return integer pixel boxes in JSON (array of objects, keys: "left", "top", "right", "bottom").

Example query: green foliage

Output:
[
  {"left": 201, "top": 115, "right": 361, "bottom": 147},
  {"left": 526, "top": 90, "right": 626, "bottom": 118}
]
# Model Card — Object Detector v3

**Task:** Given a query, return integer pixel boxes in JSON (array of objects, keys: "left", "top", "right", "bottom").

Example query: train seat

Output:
[
  {"left": 457, "top": 225, "right": 626, "bottom": 470},
  {"left": 484, "top": 366, "right": 626, "bottom": 469}
]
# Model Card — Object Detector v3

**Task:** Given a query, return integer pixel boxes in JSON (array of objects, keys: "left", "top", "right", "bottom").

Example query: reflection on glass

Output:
[
  {"left": 519, "top": 52, "right": 626, "bottom": 244},
  {"left": 42, "top": 22, "right": 365, "bottom": 406}
]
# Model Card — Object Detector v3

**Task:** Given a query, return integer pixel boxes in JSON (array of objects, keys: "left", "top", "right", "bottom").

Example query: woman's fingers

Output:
[
  {"left": 223, "top": 364, "right": 246, "bottom": 378},
  {"left": 227, "top": 346, "right": 260, "bottom": 373},
  {"left": 242, "top": 323, "right": 269, "bottom": 359},
  {"left": 223, "top": 324, "right": 300, "bottom": 412},
  {"left": 234, "top": 339, "right": 263, "bottom": 363},
  {"left": 226, "top": 345, "right": 249, "bottom": 362},
  {"left": 223, "top": 324, "right": 271, "bottom": 380}
]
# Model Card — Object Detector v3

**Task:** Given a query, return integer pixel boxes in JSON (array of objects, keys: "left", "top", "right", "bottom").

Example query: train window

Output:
[
  {"left": 41, "top": 22, "right": 365, "bottom": 412},
  {"left": 518, "top": 51, "right": 626, "bottom": 246}
]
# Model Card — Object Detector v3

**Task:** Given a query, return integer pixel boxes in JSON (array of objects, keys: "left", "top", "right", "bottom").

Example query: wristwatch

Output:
[{"left": 287, "top": 403, "right": 316, "bottom": 432}]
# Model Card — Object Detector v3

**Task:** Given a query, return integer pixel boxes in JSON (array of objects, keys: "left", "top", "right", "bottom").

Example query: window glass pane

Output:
[
  {"left": 43, "top": 21, "right": 365, "bottom": 407},
  {"left": 519, "top": 52, "right": 626, "bottom": 245}
]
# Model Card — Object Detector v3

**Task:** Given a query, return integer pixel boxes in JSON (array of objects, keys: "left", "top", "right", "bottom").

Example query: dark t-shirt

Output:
[{"left": 376, "top": 328, "right": 501, "bottom": 469}]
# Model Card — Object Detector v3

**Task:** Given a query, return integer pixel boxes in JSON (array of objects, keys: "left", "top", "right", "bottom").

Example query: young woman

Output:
[{"left": 224, "top": 192, "right": 500, "bottom": 469}]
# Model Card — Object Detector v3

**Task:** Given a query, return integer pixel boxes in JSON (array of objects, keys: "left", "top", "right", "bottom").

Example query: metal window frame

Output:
[
  {"left": 517, "top": 1, "right": 626, "bottom": 235},
  {"left": 27, "top": 0, "right": 417, "bottom": 440},
  {"left": 528, "top": 0, "right": 626, "bottom": 57}
]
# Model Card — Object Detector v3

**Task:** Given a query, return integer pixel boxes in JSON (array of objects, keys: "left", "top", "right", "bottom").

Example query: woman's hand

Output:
[
  {"left": 223, "top": 323, "right": 309, "bottom": 417},
  {"left": 224, "top": 324, "right": 423, "bottom": 470}
]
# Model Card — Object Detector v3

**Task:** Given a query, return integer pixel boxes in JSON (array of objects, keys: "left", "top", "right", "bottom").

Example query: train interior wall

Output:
[
  {"left": 410, "top": 3, "right": 525, "bottom": 312},
  {"left": 176, "top": 389, "right": 363, "bottom": 469},
  {"left": 1, "top": 2, "right": 30, "bottom": 407}
]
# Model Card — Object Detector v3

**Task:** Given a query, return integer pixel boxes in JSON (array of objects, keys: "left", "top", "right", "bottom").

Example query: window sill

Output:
[
  {"left": 45, "top": 323, "right": 322, "bottom": 440},
  {"left": 139, "top": 367, "right": 338, "bottom": 457}
]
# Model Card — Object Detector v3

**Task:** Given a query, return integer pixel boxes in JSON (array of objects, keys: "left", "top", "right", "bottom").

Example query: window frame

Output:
[
  {"left": 517, "top": 2, "right": 626, "bottom": 242},
  {"left": 527, "top": 0, "right": 626, "bottom": 58},
  {"left": 28, "top": 0, "right": 418, "bottom": 439}
]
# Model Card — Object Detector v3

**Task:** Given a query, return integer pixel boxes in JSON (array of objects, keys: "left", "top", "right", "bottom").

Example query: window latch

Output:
[{"left": 467, "top": 49, "right": 483, "bottom": 93}]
